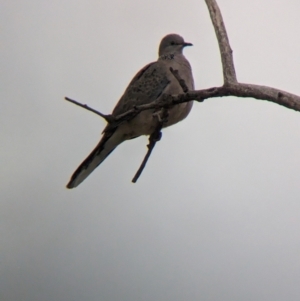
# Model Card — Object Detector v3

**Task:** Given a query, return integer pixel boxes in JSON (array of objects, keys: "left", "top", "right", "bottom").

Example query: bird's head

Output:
[{"left": 158, "top": 33, "right": 193, "bottom": 56}]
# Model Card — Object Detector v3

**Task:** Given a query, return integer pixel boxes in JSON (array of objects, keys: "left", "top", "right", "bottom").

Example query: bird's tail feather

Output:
[{"left": 66, "top": 132, "right": 122, "bottom": 189}]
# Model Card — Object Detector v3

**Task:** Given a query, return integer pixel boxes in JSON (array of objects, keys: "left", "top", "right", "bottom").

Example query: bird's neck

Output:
[
  {"left": 159, "top": 50, "right": 185, "bottom": 61},
  {"left": 159, "top": 52, "right": 176, "bottom": 60}
]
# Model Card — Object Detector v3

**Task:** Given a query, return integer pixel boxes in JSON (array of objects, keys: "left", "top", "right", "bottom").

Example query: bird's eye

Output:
[{"left": 170, "top": 41, "right": 175, "bottom": 45}]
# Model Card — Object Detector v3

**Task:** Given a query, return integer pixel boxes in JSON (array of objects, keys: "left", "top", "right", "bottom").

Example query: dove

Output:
[{"left": 67, "top": 33, "right": 194, "bottom": 188}]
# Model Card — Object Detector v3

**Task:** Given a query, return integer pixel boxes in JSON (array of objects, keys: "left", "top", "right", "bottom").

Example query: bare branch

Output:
[
  {"left": 169, "top": 67, "right": 189, "bottom": 92},
  {"left": 205, "top": 0, "right": 237, "bottom": 84},
  {"left": 228, "top": 83, "right": 300, "bottom": 111},
  {"left": 66, "top": 0, "right": 300, "bottom": 184},
  {"left": 116, "top": 85, "right": 300, "bottom": 115},
  {"left": 66, "top": 82, "right": 300, "bottom": 133},
  {"left": 132, "top": 109, "right": 168, "bottom": 183},
  {"left": 65, "top": 97, "right": 114, "bottom": 123},
  {"left": 131, "top": 126, "right": 161, "bottom": 183},
  {"left": 169, "top": 84, "right": 300, "bottom": 111}
]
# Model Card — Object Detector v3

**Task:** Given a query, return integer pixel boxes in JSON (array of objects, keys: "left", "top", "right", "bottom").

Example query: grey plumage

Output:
[{"left": 66, "top": 33, "right": 194, "bottom": 188}]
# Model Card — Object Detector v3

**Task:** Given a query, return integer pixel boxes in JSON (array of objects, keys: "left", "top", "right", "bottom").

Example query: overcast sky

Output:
[{"left": 2, "top": 0, "right": 300, "bottom": 300}]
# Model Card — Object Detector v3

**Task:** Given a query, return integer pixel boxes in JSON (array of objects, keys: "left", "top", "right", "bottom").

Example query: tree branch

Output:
[
  {"left": 64, "top": 97, "right": 114, "bottom": 123},
  {"left": 65, "top": 82, "right": 300, "bottom": 132},
  {"left": 131, "top": 109, "right": 168, "bottom": 183},
  {"left": 169, "top": 67, "right": 189, "bottom": 92},
  {"left": 205, "top": 0, "right": 237, "bottom": 84},
  {"left": 65, "top": 0, "right": 300, "bottom": 184}
]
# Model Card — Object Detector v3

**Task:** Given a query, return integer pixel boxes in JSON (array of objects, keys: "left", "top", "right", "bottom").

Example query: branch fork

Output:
[{"left": 65, "top": 0, "right": 300, "bottom": 182}]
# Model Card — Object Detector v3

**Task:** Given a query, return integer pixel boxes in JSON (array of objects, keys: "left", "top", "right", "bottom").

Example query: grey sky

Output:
[{"left": 1, "top": 0, "right": 300, "bottom": 300}]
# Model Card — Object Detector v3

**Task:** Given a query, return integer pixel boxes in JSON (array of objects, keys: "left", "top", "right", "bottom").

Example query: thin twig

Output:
[
  {"left": 205, "top": 0, "right": 237, "bottom": 84},
  {"left": 131, "top": 126, "right": 162, "bottom": 183},
  {"left": 64, "top": 97, "right": 114, "bottom": 123},
  {"left": 132, "top": 109, "right": 168, "bottom": 183},
  {"left": 169, "top": 67, "right": 189, "bottom": 92}
]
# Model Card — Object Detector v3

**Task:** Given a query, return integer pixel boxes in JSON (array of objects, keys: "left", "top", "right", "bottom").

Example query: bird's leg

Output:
[{"left": 149, "top": 130, "right": 162, "bottom": 143}]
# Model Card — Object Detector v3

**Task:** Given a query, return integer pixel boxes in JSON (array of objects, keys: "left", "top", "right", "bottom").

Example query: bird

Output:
[{"left": 66, "top": 33, "right": 194, "bottom": 188}]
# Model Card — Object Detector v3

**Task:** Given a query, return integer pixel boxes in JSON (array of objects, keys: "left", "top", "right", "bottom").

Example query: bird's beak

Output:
[{"left": 183, "top": 42, "right": 193, "bottom": 47}]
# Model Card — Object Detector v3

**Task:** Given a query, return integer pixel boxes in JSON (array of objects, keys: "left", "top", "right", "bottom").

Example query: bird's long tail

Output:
[{"left": 66, "top": 131, "right": 124, "bottom": 189}]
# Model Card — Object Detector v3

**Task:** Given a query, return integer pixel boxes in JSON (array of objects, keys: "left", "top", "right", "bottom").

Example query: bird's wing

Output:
[
  {"left": 112, "top": 61, "right": 170, "bottom": 116},
  {"left": 66, "top": 61, "right": 170, "bottom": 189}
]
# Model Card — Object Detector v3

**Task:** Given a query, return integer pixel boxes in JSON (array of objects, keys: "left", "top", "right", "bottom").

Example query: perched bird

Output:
[{"left": 66, "top": 33, "right": 194, "bottom": 188}]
